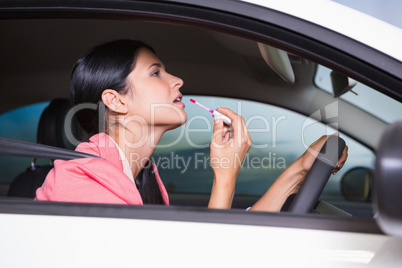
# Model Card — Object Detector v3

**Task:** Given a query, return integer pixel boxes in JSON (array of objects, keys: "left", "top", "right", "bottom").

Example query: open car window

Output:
[{"left": 0, "top": 17, "right": 388, "bottom": 219}]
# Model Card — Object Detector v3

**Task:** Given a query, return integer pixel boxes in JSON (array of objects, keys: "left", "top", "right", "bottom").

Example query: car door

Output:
[{"left": 0, "top": 1, "right": 402, "bottom": 267}]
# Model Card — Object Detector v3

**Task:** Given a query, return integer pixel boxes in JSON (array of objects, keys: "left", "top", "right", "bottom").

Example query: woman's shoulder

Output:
[
  {"left": 75, "top": 133, "right": 122, "bottom": 164},
  {"left": 50, "top": 132, "right": 124, "bottom": 179},
  {"left": 36, "top": 156, "right": 138, "bottom": 204},
  {"left": 75, "top": 133, "right": 109, "bottom": 156}
]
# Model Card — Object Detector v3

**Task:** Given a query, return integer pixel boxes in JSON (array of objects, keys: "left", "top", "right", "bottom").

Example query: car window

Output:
[
  {"left": 153, "top": 95, "right": 375, "bottom": 205},
  {"left": 0, "top": 101, "right": 49, "bottom": 186}
]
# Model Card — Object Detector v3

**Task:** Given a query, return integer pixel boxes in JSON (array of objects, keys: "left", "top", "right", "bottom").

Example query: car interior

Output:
[{"left": 0, "top": 16, "right": 400, "bottom": 221}]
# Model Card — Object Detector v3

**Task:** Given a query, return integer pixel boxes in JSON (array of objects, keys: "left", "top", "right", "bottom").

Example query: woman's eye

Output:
[{"left": 151, "top": 70, "right": 160, "bottom": 77}]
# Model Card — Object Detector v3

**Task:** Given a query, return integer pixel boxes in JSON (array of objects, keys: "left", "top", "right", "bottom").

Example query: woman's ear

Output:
[{"left": 101, "top": 89, "right": 128, "bottom": 114}]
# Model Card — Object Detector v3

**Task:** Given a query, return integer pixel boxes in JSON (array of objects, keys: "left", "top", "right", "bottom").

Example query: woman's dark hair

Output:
[
  {"left": 71, "top": 39, "right": 164, "bottom": 205},
  {"left": 71, "top": 39, "right": 154, "bottom": 136}
]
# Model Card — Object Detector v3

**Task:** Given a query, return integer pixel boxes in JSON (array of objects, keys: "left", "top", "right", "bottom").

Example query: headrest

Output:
[
  {"left": 373, "top": 121, "right": 402, "bottom": 237},
  {"left": 37, "top": 98, "right": 80, "bottom": 150}
]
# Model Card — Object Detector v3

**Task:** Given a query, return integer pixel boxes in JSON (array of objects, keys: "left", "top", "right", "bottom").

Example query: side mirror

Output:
[{"left": 341, "top": 167, "right": 372, "bottom": 202}]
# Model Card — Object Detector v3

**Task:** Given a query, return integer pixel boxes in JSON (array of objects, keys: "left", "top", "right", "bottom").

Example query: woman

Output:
[{"left": 36, "top": 39, "right": 347, "bottom": 211}]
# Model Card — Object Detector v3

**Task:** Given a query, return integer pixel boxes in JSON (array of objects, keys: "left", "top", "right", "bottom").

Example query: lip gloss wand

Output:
[{"left": 189, "top": 99, "right": 232, "bottom": 126}]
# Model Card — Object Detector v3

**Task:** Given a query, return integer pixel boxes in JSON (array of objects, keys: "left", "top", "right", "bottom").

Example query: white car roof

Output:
[{"left": 242, "top": 0, "right": 402, "bottom": 62}]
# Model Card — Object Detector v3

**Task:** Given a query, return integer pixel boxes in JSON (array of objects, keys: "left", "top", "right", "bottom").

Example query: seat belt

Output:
[{"left": 0, "top": 137, "right": 100, "bottom": 160}]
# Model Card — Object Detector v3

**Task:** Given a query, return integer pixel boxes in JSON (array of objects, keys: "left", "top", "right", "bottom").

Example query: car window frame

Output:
[{"left": 0, "top": 198, "right": 382, "bottom": 234}]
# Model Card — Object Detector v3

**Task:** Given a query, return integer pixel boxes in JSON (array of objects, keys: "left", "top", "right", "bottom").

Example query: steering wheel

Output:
[{"left": 281, "top": 135, "right": 346, "bottom": 213}]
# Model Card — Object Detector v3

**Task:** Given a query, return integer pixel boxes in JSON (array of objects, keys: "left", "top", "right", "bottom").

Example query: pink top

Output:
[{"left": 35, "top": 133, "right": 169, "bottom": 205}]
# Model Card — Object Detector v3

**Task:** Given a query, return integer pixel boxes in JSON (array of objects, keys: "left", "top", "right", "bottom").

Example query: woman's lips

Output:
[{"left": 173, "top": 94, "right": 184, "bottom": 107}]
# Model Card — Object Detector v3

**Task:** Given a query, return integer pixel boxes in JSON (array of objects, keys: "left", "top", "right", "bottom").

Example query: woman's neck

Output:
[{"left": 109, "top": 124, "right": 165, "bottom": 179}]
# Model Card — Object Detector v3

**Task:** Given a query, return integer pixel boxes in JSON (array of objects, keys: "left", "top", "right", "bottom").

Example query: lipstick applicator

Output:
[{"left": 190, "top": 99, "right": 232, "bottom": 126}]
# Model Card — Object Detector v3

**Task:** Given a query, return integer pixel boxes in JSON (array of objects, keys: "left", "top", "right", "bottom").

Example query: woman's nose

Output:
[{"left": 170, "top": 74, "right": 184, "bottom": 89}]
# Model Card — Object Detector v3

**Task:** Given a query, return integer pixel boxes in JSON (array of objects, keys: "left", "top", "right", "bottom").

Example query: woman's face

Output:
[{"left": 123, "top": 48, "right": 187, "bottom": 130}]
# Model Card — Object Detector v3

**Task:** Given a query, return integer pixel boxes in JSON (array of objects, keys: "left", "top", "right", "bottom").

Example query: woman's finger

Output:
[
  {"left": 337, "top": 145, "right": 348, "bottom": 166},
  {"left": 333, "top": 145, "right": 348, "bottom": 173},
  {"left": 216, "top": 107, "right": 239, "bottom": 121},
  {"left": 212, "top": 116, "right": 224, "bottom": 146},
  {"left": 214, "top": 107, "right": 252, "bottom": 149},
  {"left": 223, "top": 132, "right": 230, "bottom": 143},
  {"left": 222, "top": 125, "right": 233, "bottom": 139}
]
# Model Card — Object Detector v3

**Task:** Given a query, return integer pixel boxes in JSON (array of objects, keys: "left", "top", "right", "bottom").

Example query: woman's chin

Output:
[
  {"left": 172, "top": 111, "right": 188, "bottom": 127},
  {"left": 155, "top": 115, "right": 187, "bottom": 131},
  {"left": 167, "top": 118, "right": 187, "bottom": 131}
]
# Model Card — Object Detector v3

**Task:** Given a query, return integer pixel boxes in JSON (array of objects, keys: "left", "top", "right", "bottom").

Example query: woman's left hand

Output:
[
  {"left": 301, "top": 133, "right": 349, "bottom": 175},
  {"left": 249, "top": 133, "right": 348, "bottom": 212}
]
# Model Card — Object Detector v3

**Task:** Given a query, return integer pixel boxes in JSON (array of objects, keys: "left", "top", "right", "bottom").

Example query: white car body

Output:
[
  {"left": 0, "top": 1, "right": 402, "bottom": 267},
  {"left": 1, "top": 213, "right": 399, "bottom": 267},
  {"left": 243, "top": 0, "right": 402, "bottom": 61}
]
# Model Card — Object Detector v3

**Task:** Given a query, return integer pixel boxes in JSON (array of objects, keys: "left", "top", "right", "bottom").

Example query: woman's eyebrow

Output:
[{"left": 147, "top": 63, "right": 164, "bottom": 70}]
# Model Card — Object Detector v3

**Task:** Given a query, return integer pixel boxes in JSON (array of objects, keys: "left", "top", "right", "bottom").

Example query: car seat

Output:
[{"left": 7, "top": 98, "right": 80, "bottom": 198}]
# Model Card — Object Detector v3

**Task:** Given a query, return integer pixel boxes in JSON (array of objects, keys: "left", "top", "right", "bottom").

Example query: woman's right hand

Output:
[{"left": 208, "top": 107, "right": 252, "bottom": 209}]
